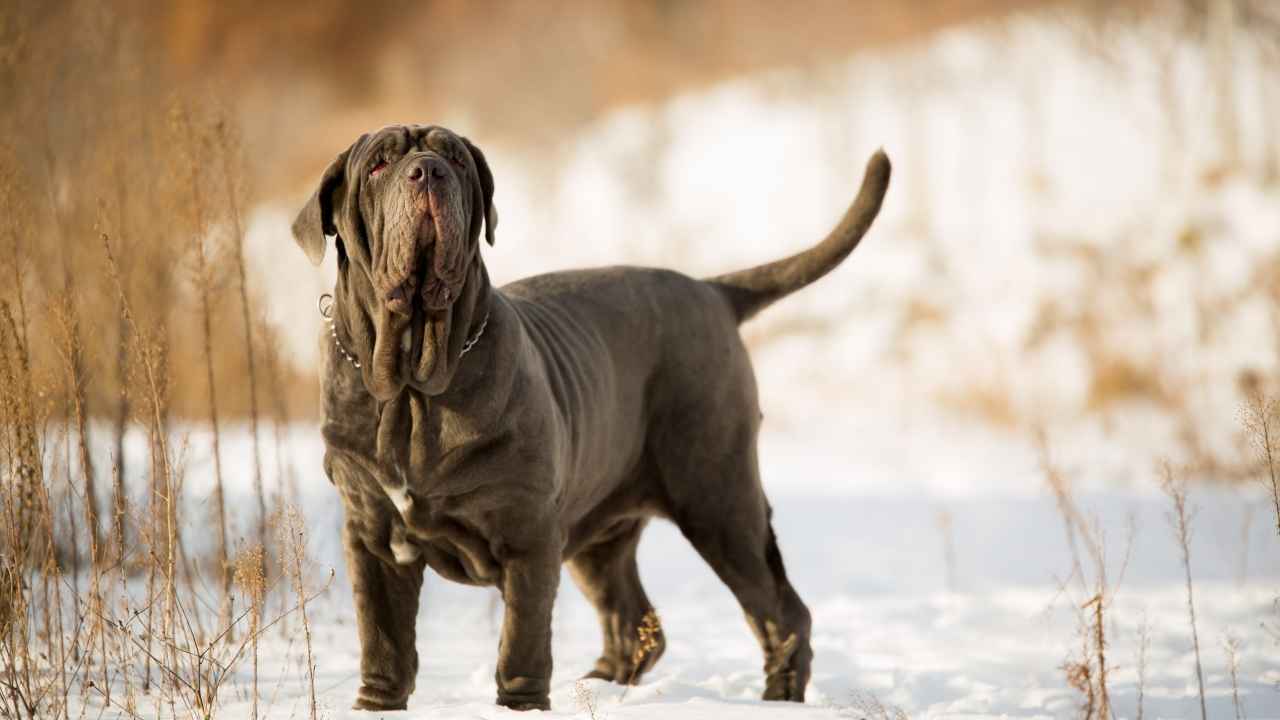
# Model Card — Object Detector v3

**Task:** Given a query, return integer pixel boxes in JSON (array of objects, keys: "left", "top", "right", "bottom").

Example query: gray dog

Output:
[{"left": 291, "top": 124, "right": 890, "bottom": 711}]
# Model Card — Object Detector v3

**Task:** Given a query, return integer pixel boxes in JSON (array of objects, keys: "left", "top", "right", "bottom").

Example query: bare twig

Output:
[
  {"left": 1135, "top": 612, "right": 1149, "bottom": 720},
  {"left": 216, "top": 117, "right": 270, "bottom": 587},
  {"left": 1241, "top": 394, "right": 1280, "bottom": 537},
  {"left": 1224, "top": 634, "right": 1245, "bottom": 720},
  {"left": 1160, "top": 462, "right": 1207, "bottom": 720},
  {"left": 280, "top": 506, "right": 323, "bottom": 720}
]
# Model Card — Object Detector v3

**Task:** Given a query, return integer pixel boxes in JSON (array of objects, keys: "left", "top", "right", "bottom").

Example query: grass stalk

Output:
[
  {"left": 55, "top": 293, "right": 101, "bottom": 566},
  {"left": 1242, "top": 394, "right": 1280, "bottom": 537},
  {"left": 1160, "top": 462, "right": 1206, "bottom": 720},
  {"left": 282, "top": 506, "right": 319, "bottom": 720},
  {"left": 1224, "top": 634, "right": 1244, "bottom": 720},
  {"left": 234, "top": 546, "right": 267, "bottom": 720},
  {"left": 112, "top": 310, "right": 131, "bottom": 566},
  {"left": 217, "top": 118, "right": 270, "bottom": 586},
  {"left": 175, "top": 105, "right": 236, "bottom": 638},
  {"left": 1135, "top": 613, "right": 1148, "bottom": 720}
]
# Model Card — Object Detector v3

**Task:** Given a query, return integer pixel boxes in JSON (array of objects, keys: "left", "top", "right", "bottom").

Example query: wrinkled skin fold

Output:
[{"left": 292, "top": 124, "right": 891, "bottom": 711}]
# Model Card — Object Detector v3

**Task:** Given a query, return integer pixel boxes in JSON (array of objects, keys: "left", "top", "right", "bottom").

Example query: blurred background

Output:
[
  {"left": 4, "top": 2, "right": 1280, "bottom": 717},
  {"left": 4, "top": 0, "right": 1279, "bottom": 485}
]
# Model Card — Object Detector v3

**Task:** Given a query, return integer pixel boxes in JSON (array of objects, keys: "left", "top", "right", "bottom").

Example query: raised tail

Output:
[{"left": 707, "top": 150, "right": 891, "bottom": 323}]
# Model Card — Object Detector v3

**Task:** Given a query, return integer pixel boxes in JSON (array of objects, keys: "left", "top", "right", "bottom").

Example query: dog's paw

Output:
[
  {"left": 762, "top": 670, "right": 804, "bottom": 702},
  {"left": 761, "top": 633, "right": 807, "bottom": 702},
  {"left": 352, "top": 684, "right": 409, "bottom": 711},
  {"left": 495, "top": 693, "right": 551, "bottom": 711},
  {"left": 497, "top": 698, "right": 551, "bottom": 711},
  {"left": 496, "top": 675, "right": 551, "bottom": 711},
  {"left": 351, "top": 696, "right": 408, "bottom": 711}
]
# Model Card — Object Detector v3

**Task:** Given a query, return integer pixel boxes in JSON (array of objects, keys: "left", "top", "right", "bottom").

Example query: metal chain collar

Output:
[{"left": 318, "top": 293, "right": 489, "bottom": 370}]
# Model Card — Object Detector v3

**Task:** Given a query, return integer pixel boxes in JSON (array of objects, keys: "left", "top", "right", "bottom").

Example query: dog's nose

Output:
[{"left": 405, "top": 156, "right": 449, "bottom": 186}]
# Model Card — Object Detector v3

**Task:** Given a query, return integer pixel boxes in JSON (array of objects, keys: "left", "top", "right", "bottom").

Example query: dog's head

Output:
[{"left": 293, "top": 125, "right": 497, "bottom": 400}]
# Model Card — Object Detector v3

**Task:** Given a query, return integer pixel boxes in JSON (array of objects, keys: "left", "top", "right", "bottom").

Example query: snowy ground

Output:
[{"left": 72, "top": 419, "right": 1279, "bottom": 720}]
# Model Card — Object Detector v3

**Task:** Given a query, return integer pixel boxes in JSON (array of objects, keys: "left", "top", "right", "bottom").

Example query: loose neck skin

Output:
[
  {"left": 428, "top": 286, "right": 520, "bottom": 416},
  {"left": 332, "top": 258, "right": 513, "bottom": 415}
]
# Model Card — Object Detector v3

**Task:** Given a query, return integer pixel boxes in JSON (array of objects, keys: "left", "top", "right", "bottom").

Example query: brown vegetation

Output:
[
  {"left": 0, "top": 317, "right": 332, "bottom": 717},
  {"left": 1160, "top": 463, "right": 1208, "bottom": 720},
  {"left": 0, "top": 0, "right": 315, "bottom": 423},
  {"left": 1039, "top": 430, "right": 1136, "bottom": 720},
  {"left": 1241, "top": 393, "right": 1280, "bottom": 535},
  {"left": 152, "top": 0, "right": 1053, "bottom": 195}
]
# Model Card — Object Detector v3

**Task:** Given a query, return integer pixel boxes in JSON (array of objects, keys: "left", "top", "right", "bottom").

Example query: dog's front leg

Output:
[
  {"left": 494, "top": 542, "right": 559, "bottom": 711},
  {"left": 345, "top": 523, "right": 426, "bottom": 711}
]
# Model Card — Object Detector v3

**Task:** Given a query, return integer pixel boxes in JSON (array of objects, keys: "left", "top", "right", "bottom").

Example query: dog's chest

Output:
[{"left": 368, "top": 397, "right": 472, "bottom": 492}]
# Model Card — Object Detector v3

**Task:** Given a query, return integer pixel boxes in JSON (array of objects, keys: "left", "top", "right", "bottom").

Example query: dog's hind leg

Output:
[
  {"left": 663, "top": 432, "right": 813, "bottom": 702},
  {"left": 567, "top": 518, "right": 665, "bottom": 684}
]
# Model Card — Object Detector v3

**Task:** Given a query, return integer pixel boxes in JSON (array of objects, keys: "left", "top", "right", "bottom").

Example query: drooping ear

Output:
[
  {"left": 461, "top": 137, "right": 497, "bottom": 246},
  {"left": 291, "top": 148, "right": 350, "bottom": 265}
]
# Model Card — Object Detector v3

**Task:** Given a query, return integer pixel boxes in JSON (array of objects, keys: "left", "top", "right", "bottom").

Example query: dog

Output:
[{"left": 291, "top": 124, "right": 890, "bottom": 711}]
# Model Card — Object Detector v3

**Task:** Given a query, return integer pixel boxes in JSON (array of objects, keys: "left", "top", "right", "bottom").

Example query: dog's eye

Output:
[{"left": 369, "top": 160, "right": 388, "bottom": 177}]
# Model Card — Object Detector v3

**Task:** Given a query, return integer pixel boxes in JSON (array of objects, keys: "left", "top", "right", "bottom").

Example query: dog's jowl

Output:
[{"left": 291, "top": 124, "right": 891, "bottom": 711}]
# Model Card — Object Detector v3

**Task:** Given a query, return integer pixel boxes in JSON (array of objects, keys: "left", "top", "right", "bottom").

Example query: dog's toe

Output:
[
  {"left": 496, "top": 696, "right": 551, "bottom": 711},
  {"left": 762, "top": 632, "right": 807, "bottom": 702},
  {"left": 351, "top": 695, "right": 408, "bottom": 711},
  {"left": 762, "top": 670, "right": 804, "bottom": 702}
]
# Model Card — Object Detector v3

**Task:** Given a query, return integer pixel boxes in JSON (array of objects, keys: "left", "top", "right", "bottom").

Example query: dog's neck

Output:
[
  {"left": 323, "top": 262, "right": 518, "bottom": 476},
  {"left": 344, "top": 260, "right": 514, "bottom": 404},
  {"left": 423, "top": 280, "right": 516, "bottom": 409}
]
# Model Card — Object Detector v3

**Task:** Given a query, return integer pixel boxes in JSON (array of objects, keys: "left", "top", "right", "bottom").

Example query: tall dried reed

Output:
[
  {"left": 234, "top": 545, "right": 268, "bottom": 720},
  {"left": 280, "top": 505, "right": 324, "bottom": 720},
  {"left": 1160, "top": 462, "right": 1207, "bottom": 720},
  {"left": 1039, "top": 430, "right": 1134, "bottom": 720},
  {"left": 216, "top": 117, "right": 271, "bottom": 577},
  {"left": 1223, "top": 634, "right": 1244, "bottom": 720},
  {"left": 1135, "top": 612, "right": 1149, "bottom": 720},
  {"left": 1242, "top": 393, "right": 1280, "bottom": 536}
]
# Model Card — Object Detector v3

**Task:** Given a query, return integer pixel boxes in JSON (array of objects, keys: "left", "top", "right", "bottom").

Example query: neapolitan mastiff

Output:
[{"left": 291, "top": 124, "right": 890, "bottom": 711}]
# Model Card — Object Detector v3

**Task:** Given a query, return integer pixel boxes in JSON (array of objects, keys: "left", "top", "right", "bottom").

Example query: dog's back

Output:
[{"left": 501, "top": 266, "right": 749, "bottom": 514}]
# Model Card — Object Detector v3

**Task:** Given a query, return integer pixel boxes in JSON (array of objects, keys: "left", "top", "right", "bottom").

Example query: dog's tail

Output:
[{"left": 706, "top": 150, "right": 891, "bottom": 323}]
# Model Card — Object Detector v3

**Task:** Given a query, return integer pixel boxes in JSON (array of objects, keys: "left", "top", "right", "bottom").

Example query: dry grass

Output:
[
  {"left": 1039, "top": 429, "right": 1136, "bottom": 720},
  {"left": 843, "top": 691, "right": 911, "bottom": 720},
  {"left": 0, "top": 361, "right": 332, "bottom": 719},
  {"left": 1223, "top": 634, "right": 1244, "bottom": 720},
  {"left": 1241, "top": 393, "right": 1280, "bottom": 536},
  {"left": 0, "top": 159, "right": 330, "bottom": 719},
  {"left": 1135, "top": 612, "right": 1149, "bottom": 720},
  {"left": 279, "top": 505, "right": 325, "bottom": 720},
  {"left": 620, "top": 609, "right": 662, "bottom": 700},
  {"left": 572, "top": 679, "right": 604, "bottom": 720},
  {"left": 233, "top": 545, "right": 267, "bottom": 720},
  {"left": 1058, "top": 510, "right": 1134, "bottom": 720},
  {"left": 1160, "top": 462, "right": 1208, "bottom": 720},
  {"left": 0, "top": 0, "right": 313, "bottom": 425},
  {"left": 0, "top": 4, "right": 329, "bottom": 713}
]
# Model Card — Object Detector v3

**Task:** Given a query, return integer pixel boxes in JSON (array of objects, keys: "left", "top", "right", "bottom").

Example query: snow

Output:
[{"left": 65, "top": 417, "right": 1279, "bottom": 720}]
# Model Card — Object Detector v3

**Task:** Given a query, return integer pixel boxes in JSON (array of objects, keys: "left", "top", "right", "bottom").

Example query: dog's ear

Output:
[
  {"left": 292, "top": 148, "right": 350, "bottom": 265},
  {"left": 461, "top": 137, "right": 497, "bottom": 246}
]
